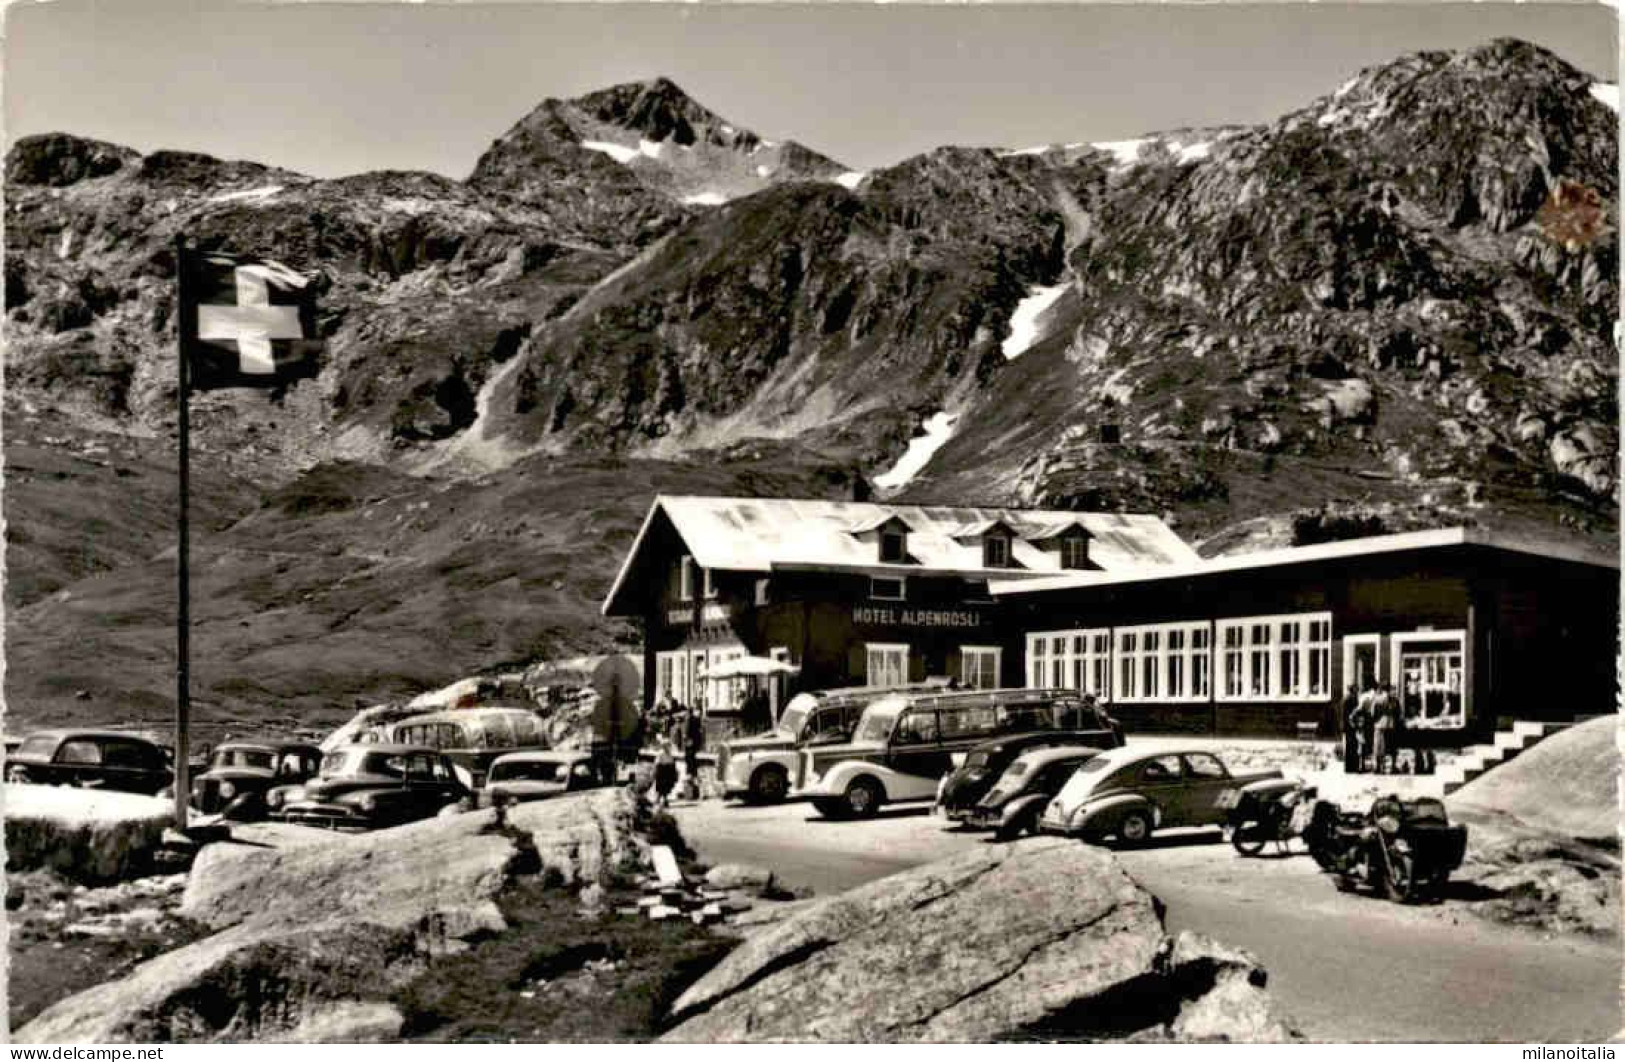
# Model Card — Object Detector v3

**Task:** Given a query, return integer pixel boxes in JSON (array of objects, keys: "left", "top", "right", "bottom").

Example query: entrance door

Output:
[
  {"left": 1343, "top": 634, "right": 1381, "bottom": 695},
  {"left": 1392, "top": 632, "right": 1466, "bottom": 728}
]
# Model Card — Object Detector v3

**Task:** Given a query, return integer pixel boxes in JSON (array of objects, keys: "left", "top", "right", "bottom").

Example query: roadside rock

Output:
[
  {"left": 663, "top": 838, "right": 1297, "bottom": 1042},
  {"left": 703, "top": 863, "right": 775, "bottom": 890},
  {"left": 4, "top": 785, "right": 172, "bottom": 884},
  {"left": 182, "top": 788, "right": 640, "bottom": 937},
  {"left": 19, "top": 789, "right": 644, "bottom": 1043}
]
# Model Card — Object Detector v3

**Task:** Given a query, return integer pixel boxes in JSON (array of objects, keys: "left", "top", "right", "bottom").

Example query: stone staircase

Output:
[{"left": 1434, "top": 720, "right": 1576, "bottom": 796}]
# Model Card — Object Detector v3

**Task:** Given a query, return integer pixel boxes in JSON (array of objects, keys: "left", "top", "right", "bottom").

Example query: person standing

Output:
[
  {"left": 653, "top": 738, "right": 679, "bottom": 809},
  {"left": 1341, "top": 684, "right": 1362, "bottom": 773},
  {"left": 1371, "top": 683, "right": 1396, "bottom": 774},
  {"left": 683, "top": 706, "right": 705, "bottom": 798},
  {"left": 1357, "top": 684, "right": 1379, "bottom": 773}
]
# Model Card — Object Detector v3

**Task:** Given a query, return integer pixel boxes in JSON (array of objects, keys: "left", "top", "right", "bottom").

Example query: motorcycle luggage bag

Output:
[{"left": 1405, "top": 821, "right": 1469, "bottom": 871}]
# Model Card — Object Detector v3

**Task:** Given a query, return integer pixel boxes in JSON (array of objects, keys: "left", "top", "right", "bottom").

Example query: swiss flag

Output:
[{"left": 179, "top": 249, "right": 323, "bottom": 391}]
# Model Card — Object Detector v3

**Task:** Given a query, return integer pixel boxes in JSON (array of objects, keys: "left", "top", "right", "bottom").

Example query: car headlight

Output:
[
  {"left": 218, "top": 781, "right": 237, "bottom": 800},
  {"left": 358, "top": 794, "right": 378, "bottom": 812},
  {"left": 266, "top": 789, "right": 285, "bottom": 808},
  {"left": 1376, "top": 814, "right": 1401, "bottom": 834}
]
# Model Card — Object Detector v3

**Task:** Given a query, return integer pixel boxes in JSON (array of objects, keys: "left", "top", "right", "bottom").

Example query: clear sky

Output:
[{"left": 5, "top": 1, "right": 1618, "bottom": 179}]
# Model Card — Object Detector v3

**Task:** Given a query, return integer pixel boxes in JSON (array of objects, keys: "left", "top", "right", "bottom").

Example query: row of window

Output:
[
  {"left": 1027, "top": 612, "right": 1334, "bottom": 703},
  {"left": 865, "top": 643, "right": 1001, "bottom": 690}
]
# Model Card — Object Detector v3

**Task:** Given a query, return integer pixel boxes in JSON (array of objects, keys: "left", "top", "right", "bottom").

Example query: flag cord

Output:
[{"left": 174, "top": 235, "right": 191, "bottom": 833}]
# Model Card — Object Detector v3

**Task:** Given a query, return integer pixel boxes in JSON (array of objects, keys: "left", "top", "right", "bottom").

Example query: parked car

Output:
[
  {"left": 801, "top": 688, "right": 1108, "bottom": 819},
  {"left": 965, "top": 746, "right": 1105, "bottom": 840},
  {"left": 274, "top": 744, "right": 471, "bottom": 829},
  {"left": 484, "top": 750, "right": 601, "bottom": 806},
  {"left": 1039, "top": 747, "right": 1282, "bottom": 845},
  {"left": 716, "top": 680, "right": 952, "bottom": 803},
  {"left": 4, "top": 729, "right": 172, "bottom": 794},
  {"left": 188, "top": 742, "right": 323, "bottom": 818},
  {"left": 936, "top": 702, "right": 1123, "bottom": 821},
  {"left": 382, "top": 707, "right": 549, "bottom": 788}
]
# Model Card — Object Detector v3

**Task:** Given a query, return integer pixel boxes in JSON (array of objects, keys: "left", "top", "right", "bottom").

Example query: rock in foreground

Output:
[
  {"left": 17, "top": 789, "right": 644, "bottom": 1043},
  {"left": 664, "top": 838, "right": 1296, "bottom": 1043},
  {"left": 4, "top": 785, "right": 172, "bottom": 884}
]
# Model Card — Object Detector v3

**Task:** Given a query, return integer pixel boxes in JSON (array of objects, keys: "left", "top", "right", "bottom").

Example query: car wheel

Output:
[
  {"left": 5, "top": 766, "right": 31, "bottom": 785},
  {"left": 843, "top": 777, "right": 883, "bottom": 819},
  {"left": 749, "top": 765, "right": 790, "bottom": 804},
  {"left": 1118, "top": 810, "right": 1153, "bottom": 846},
  {"left": 1230, "top": 820, "right": 1269, "bottom": 857}
]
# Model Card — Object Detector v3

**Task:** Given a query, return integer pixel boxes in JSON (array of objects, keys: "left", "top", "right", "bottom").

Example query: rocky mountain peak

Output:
[
  {"left": 7, "top": 133, "right": 140, "bottom": 187},
  {"left": 571, "top": 76, "right": 727, "bottom": 148}
]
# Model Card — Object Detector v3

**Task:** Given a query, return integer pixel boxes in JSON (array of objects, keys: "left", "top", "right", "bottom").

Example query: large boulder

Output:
[
  {"left": 663, "top": 838, "right": 1297, "bottom": 1043},
  {"left": 3, "top": 785, "right": 172, "bottom": 884},
  {"left": 17, "top": 788, "right": 644, "bottom": 1043}
]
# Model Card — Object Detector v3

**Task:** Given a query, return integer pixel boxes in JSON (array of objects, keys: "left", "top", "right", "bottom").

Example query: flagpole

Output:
[{"left": 173, "top": 235, "right": 192, "bottom": 833}]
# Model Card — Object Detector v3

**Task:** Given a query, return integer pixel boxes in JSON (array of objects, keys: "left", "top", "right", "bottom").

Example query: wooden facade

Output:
[{"left": 995, "top": 537, "right": 1618, "bottom": 741}]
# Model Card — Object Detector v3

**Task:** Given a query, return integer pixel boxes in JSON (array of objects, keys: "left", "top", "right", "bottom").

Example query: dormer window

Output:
[
  {"left": 880, "top": 529, "right": 907, "bottom": 563},
  {"left": 1061, "top": 533, "right": 1091, "bottom": 570},
  {"left": 983, "top": 533, "right": 1012, "bottom": 569}
]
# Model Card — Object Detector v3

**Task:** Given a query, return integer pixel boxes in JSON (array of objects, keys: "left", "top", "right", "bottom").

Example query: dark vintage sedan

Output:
[
  {"left": 274, "top": 744, "right": 472, "bottom": 829},
  {"left": 1040, "top": 747, "right": 1281, "bottom": 845},
  {"left": 190, "top": 742, "right": 323, "bottom": 818},
  {"left": 965, "top": 746, "right": 1103, "bottom": 840},
  {"left": 483, "top": 750, "right": 601, "bottom": 806},
  {"left": 936, "top": 708, "right": 1124, "bottom": 821},
  {"left": 5, "top": 729, "right": 172, "bottom": 794}
]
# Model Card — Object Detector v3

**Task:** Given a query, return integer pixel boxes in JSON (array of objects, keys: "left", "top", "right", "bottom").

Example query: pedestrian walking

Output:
[
  {"left": 653, "top": 739, "right": 678, "bottom": 809},
  {"left": 683, "top": 706, "right": 705, "bottom": 799}
]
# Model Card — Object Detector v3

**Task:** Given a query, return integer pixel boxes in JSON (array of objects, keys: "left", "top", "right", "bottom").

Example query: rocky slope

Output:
[{"left": 3, "top": 44, "right": 1616, "bottom": 736}]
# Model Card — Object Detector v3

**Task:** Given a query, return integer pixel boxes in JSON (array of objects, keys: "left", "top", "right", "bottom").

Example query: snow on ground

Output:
[
  {"left": 639, "top": 139, "right": 665, "bottom": 159},
  {"left": 998, "top": 145, "right": 1053, "bottom": 158},
  {"left": 682, "top": 191, "right": 728, "bottom": 206},
  {"left": 581, "top": 140, "right": 638, "bottom": 164},
  {"left": 1589, "top": 83, "right": 1619, "bottom": 113},
  {"left": 1176, "top": 141, "right": 1211, "bottom": 163},
  {"left": 835, "top": 171, "right": 867, "bottom": 190},
  {"left": 873, "top": 412, "right": 959, "bottom": 491},
  {"left": 207, "top": 185, "right": 284, "bottom": 204},
  {"left": 1002, "top": 282, "right": 1069, "bottom": 359},
  {"left": 1091, "top": 139, "right": 1148, "bottom": 167}
]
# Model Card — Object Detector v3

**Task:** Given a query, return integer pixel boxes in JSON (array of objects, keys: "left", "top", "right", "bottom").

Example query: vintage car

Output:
[
  {"left": 4, "top": 729, "right": 172, "bottom": 794},
  {"left": 716, "top": 681, "right": 952, "bottom": 803},
  {"left": 484, "top": 750, "right": 601, "bottom": 806},
  {"left": 1039, "top": 747, "right": 1281, "bottom": 845},
  {"left": 383, "top": 707, "right": 549, "bottom": 789},
  {"left": 801, "top": 687, "right": 1111, "bottom": 819},
  {"left": 965, "top": 746, "right": 1104, "bottom": 840},
  {"left": 188, "top": 742, "right": 323, "bottom": 818},
  {"left": 274, "top": 743, "right": 472, "bottom": 829},
  {"left": 936, "top": 702, "right": 1124, "bottom": 820}
]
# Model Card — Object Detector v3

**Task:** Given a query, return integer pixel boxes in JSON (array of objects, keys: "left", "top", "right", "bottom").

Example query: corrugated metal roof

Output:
[
  {"left": 989, "top": 525, "right": 1619, "bottom": 598},
  {"left": 603, "top": 495, "right": 1198, "bottom": 615}
]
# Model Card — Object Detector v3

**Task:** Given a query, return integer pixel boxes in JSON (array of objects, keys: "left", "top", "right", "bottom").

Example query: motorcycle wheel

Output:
[
  {"left": 1231, "top": 820, "right": 1269, "bottom": 857},
  {"left": 1383, "top": 849, "right": 1418, "bottom": 903},
  {"left": 1332, "top": 871, "right": 1358, "bottom": 893}
]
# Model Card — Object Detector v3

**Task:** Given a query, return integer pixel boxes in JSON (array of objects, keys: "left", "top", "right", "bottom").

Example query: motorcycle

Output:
[
  {"left": 1304, "top": 793, "right": 1469, "bottom": 903},
  {"left": 1222, "top": 779, "right": 1319, "bottom": 856}
]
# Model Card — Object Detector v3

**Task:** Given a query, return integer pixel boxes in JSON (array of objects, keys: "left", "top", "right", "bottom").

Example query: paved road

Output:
[{"left": 674, "top": 798, "right": 1622, "bottom": 1043}]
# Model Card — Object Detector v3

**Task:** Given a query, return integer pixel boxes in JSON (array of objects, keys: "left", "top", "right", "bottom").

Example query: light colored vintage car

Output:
[
  {"left": 483, "top": 750, "right": 600, "bottom": 806},
  {"left": 1039, "top": 747, "right": 1281, "bottom": 845}
]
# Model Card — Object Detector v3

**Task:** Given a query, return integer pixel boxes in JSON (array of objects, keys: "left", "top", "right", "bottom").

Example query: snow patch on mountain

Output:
[
  {"left": 1590, "top": 83, "right": 1619, "bottom": 113},
  {"left": 208, "top": 185, "right": 284, "bottom": 204},
  {"left": 999, "top": 145, "right": 1053, "bottom": 158},
  {"left": 639, "top": 139, "right": 665, "bottom": 159},
  {"left": 755, "top": 164, "right": 773, "bottom": 178},
  {"left": 1092, "top": 139, "right": 1148, "bottom": 167},
  {"left": 873, "top": 411, "right": 959, "bottom": 491},
  {"left": 836, "top": 171, "right": 867, "bottom": 190},
  {"left": 1003, "top": 282, "right": 1070, "bottom": 359},
  {"left": 1177, "top": 141, "right": 1211, "bottom": 163},
  {"left": 682, "top": 191, "right": 728, "bottom": 206},
  {"left": 581, "top": 140, "right": 638, "bottom": 164}
]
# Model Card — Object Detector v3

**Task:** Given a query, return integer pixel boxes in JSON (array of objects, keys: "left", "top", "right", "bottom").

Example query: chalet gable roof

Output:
[{"left": 601, "top": 496, "right": 1198, "bottom": 616}]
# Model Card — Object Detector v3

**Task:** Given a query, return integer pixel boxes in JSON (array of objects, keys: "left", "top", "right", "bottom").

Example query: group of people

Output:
[
  {"left": 648, "top": 695, "right": 707, "bottom": 808},
  {"left": 1340, "top": 682, "right": 1435, "bottom": 775}
]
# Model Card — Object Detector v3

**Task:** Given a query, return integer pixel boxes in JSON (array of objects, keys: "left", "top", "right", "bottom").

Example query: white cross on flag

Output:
[{"left": 181, "top": 250, "right": 323, "bottom": 391}]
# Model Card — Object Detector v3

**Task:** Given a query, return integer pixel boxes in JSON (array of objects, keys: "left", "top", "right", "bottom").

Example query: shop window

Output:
[
  {"left": 866, "top": 642, "right": 909, "bottom": 687},
  {"left": 1393, "top": 632, "right": 1466, "bottom": 729},
  {"left": 1028, "top": 628, "right": 1111, "bottom": 698},
  {"left": 1114, "top": 621, "right": 1210, "bottom": 703},
  {"left": 960, "top": 646, "right": 1002, "bottom": 690},
  {"left": 1215, "top": 612, "right": 1333, "bottom": 702},
  {"left": 870, "top": 576, "right": 906, "bottom": 601}
]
